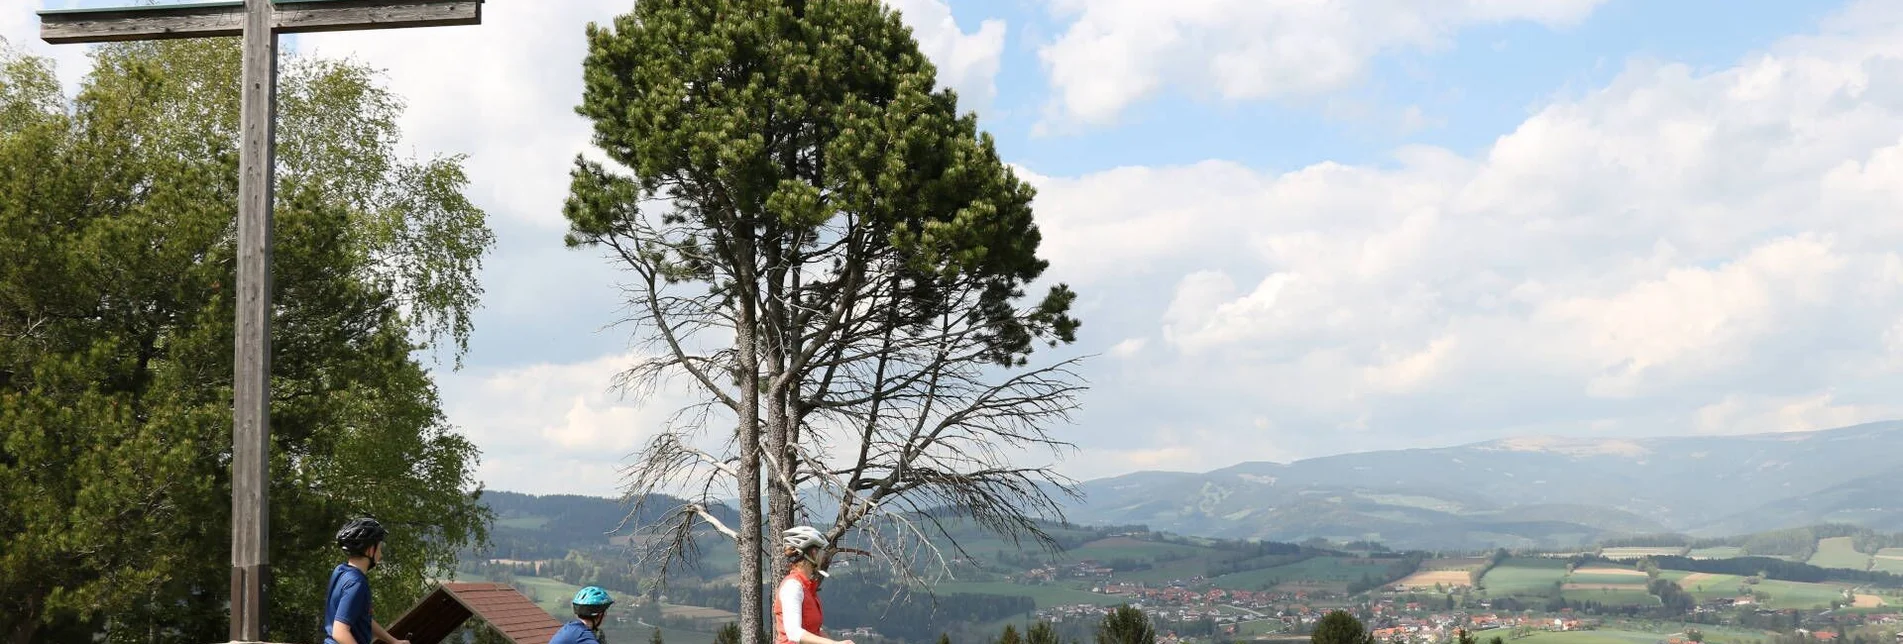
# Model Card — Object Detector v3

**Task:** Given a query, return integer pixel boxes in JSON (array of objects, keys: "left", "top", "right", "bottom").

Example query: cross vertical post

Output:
[
  {"left": 230, "top": 0, "right": 276, "bottom": 640},
  {"left": 35, "top": 2, "right": 483, "bottom": 641}
]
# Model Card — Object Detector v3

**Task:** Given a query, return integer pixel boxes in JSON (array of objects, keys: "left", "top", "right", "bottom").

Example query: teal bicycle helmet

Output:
[{"left": 572, "top": 586, "right": 614, "bottom": 618}]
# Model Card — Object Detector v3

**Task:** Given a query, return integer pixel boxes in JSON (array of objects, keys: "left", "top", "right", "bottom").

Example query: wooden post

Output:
[
  {"left": 34, "top": 2, "right": 483, "bottom": 641},
  {"left": 229, "top": 0, "right": 276, "bottom": 640}
]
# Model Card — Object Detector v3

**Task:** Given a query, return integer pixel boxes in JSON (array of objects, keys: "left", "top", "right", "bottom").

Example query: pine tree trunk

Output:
[
  {"left": 763, "top": 246, "right": 795, "bottom": 584},
  {"left": 736, "top": 265, "right": 766, "bottom": 644},
  {"left": 765, "top": 376, "right": 795, "bottom": 582}
]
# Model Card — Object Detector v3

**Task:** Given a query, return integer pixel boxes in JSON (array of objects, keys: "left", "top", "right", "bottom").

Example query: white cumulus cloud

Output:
[
  {"left": 1033, "top": 0, "right": 1903, "bottom": 469},
  {"left": 1036, "top": 0, "right": 1608, "bottom": 127}
]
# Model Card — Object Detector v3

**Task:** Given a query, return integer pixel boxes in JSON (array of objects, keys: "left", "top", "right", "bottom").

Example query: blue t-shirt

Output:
[
  {"left": 322, "top": 563, "right": 374, "bottom": 644},
  {"left": 548, "top": 620, "right": 601, "bottom": 644}
]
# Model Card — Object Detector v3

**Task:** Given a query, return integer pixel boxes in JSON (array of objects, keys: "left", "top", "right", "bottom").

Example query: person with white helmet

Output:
[{"left": 774, "top": 526, "right": 854, "bottom": 644}]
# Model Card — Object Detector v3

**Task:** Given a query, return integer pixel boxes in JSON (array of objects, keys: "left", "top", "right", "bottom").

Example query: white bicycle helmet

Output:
[{"left": 783, "top": 525, "right": 828, "bottom": 552}]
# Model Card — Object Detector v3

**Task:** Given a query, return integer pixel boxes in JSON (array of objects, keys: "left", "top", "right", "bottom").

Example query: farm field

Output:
[
  {"left": 1480, "top": 558, "right": 1570, "bottom": 595},
  {"left": 503, "top": 574, "right": 592, "bottom": 614},
  {"left": 1755, "top": 579, "right": 1850, "bottom": 610},
  {"left": 1807, "top": 537, "right": 1872, "bottom": 570},
  {"left": 1561, "top": 586, "right": 1661, "bottom": 607},
  {"left": 1398, "top": 569, "right": 1475, "bottom": 588},
  {"left": 1600, "top": 547, "right": 1687, "bottom": 559},
  {"left": 934, "top": 581, "right": 1125, "bottom": 607},
  {"left": 1568, "top": 567, "right": 1649, "bottom": 585},
  {"left": 1065, "top": 536, "right": 1211, "bottom": 562},
  {"left": 603, "top": 622, "right": 715, "bottom": 644},
  {"left": 1110, "top": 554, "right": 1217, "bottom": 584},
  {"left": 1873, "top": 548, "right": 1903, "bottom": 574},
  {"left": 1397, "top": 558, "right": 1487, "bottom": 588},
  {"left": 1421, "top": 557, "right": 1490, "bottom": 570},
  {"left": 1661, "top": 572, "right": 1750, "bottom": 601},
  {"left": 662, "top": 604, "right": 738, "bottom": 620},
  {"left": 1509, "top": 630, "right": 1677, "bottom": 644},
  {"left": 1688, "top": 547, "right": 1745, "bottom": 559},
  {"left": 1208, "top": 555, "right": 1395, "bottom": 591},
  {"left": 1511, "top": 628, "right": 1769, "bottom": 644}
]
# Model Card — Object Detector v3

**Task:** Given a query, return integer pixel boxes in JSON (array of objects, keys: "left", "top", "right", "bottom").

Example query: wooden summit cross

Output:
[{"left": 37, "top": 1, "right": 482, "bottom": 641}]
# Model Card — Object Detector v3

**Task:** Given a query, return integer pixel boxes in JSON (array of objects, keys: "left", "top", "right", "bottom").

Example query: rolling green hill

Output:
[
  {"left": 460, "top": 490, "right": 1903, "bottom": 644},
  {"left": 1064, "top": 422, "right": 1903, "bottom": 550}
]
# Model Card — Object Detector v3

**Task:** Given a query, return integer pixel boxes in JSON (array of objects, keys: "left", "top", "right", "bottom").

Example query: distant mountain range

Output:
[{"left": 1061, "top": 421, "right": 1903, "bottom": 549}]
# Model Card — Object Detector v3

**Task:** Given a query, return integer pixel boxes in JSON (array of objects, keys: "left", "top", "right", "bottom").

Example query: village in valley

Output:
[{"left": 965, "top": 533, "right": 1903, "bottom": 644}]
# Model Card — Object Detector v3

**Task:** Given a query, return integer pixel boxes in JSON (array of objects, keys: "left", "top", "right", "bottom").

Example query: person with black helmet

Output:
[
  {"left": 548, "top": 586, "right": 616, "bottom": 644},
  {"left": 323, "top": 516, "right": 409, "bottom": 644}
]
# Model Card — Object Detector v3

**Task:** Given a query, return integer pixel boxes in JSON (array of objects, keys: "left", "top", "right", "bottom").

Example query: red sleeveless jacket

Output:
[{"left": 773, "top": 568, "right": 823, "bottom": 643}]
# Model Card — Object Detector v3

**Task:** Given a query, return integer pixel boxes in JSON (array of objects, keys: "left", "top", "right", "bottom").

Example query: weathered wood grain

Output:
[
  {"left": 230, "top": 0, "right": 277, "bottom": 640},
  {"left": 39, "top": 0, "right": 480, "bottom": 44}
]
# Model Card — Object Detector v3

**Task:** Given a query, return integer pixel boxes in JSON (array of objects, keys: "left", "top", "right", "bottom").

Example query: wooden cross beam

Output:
[
  {"left": 39, "top": 0, "right": 481, "bottom": 44},
  {"left": 36, "top": 1, "right": 481, "bottom": 642}
]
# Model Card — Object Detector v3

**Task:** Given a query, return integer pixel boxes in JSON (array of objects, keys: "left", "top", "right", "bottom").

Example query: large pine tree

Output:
[{"left": 569, "top": 1, "right": 1080, "bottom": 641}]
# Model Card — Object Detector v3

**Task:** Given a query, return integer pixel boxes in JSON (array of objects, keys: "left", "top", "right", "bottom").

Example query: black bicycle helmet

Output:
[{"left": 336, "top": 517, "right": 387, "bottom": 555}]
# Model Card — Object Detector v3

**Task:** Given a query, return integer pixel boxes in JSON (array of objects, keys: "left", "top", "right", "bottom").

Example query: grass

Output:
[
  {"left": 1560, "top": 587, "right": 1660, "bottom": 607},
  {"left": 463, "top": 572, "right": 644, "bottom": 618},
  {"left": 1688, "top": 547, "right": 1744, "bottom": 560},
  {"left": 1567, "top": 566, "right": 1649, "bottom": 585},
  {"left": 1659, "top": 572, "right": 1750, "bottom": 601},
  {"left": 505, "top": 574, "right": 590, "bottom": 615},
  {"left": 1207, "top": 556, "right": 1394, "bottom": 591},
  {"left": 661, "top": 604, "right": 737, "bottom": 620},
  {"left": 1507, "top": 625, "right": 1774, "bottom": 644},
  {"left": 1111, "top": 555, "right": 1217, "bottom": 584},
  {"left": 600, "top": 622, "right": 715, "bottom": 644},
  {"left": 1065, "top": 537, "right": 1211, "bottom": 562},
  {"left": 1806, "top": 537, "right": 1872, "bottom": 571},
  {"left": 934, "top": 581, "right": 1126, "bottom": 607},
  {"left": 1600, "top": 547, "right": 1687, "bottom": 559},
  {"left": 1480, "top": 558, "right": 1570, "bottom": 596},
  {"left": 1509, "top": 630, "right": 1676, "bottom": 644},
  {"left": 1421, "top": 558, "right": 1489, "bottom": 571},
  {"left": 1755, "top": 579, "right": 1850, "bottom": 611},
  {"left": 1874, "top": 548, "right": 1903, "bottom": 574}
]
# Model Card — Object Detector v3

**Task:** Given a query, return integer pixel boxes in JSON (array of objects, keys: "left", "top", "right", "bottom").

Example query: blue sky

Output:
[{"left": 8, "top": 0, "right": 1903, "bottom": 497}]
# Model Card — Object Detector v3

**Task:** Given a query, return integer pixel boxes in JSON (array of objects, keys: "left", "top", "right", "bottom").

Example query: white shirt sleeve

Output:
[{"left": 779, "top": 577, "right": 809, "bottom": 641}]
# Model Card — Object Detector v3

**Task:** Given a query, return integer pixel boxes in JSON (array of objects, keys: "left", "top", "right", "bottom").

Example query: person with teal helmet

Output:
[{"left": 548, "top": 586, "right": 616, "bottom": 644}]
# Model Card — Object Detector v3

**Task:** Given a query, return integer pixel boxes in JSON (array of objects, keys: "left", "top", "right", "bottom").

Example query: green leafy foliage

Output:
[
  {"left": 567, "top": 1, "right": 1084, "bottom": 640},
  {"left": 1096, "top": 605, "right": 1156, "bottom": 644},
  {"left": 0, "top": 39, "right": 492, "bottom": 643},
  {"left": 1311, "top": 610, "right": 1373, "bottom": 644},
  {"left": 1027, "top": 621, "right": 1061, "bottom": 644}
]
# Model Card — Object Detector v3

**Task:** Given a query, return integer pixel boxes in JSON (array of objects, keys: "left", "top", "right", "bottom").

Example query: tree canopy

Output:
[
  {"left": 0, "top": 39, "right": 492, "bottom": 643},
  {"left": 1096, "top": 605, "right": 1157, "bottom": 644},
  {"left": 568, "top": 0, "right": 1082, "bottom": 641}
]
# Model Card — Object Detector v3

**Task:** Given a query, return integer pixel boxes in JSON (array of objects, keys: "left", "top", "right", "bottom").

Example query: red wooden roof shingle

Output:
[{"left": 387, "top": 581, "right": 564, "bottom": 644}]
